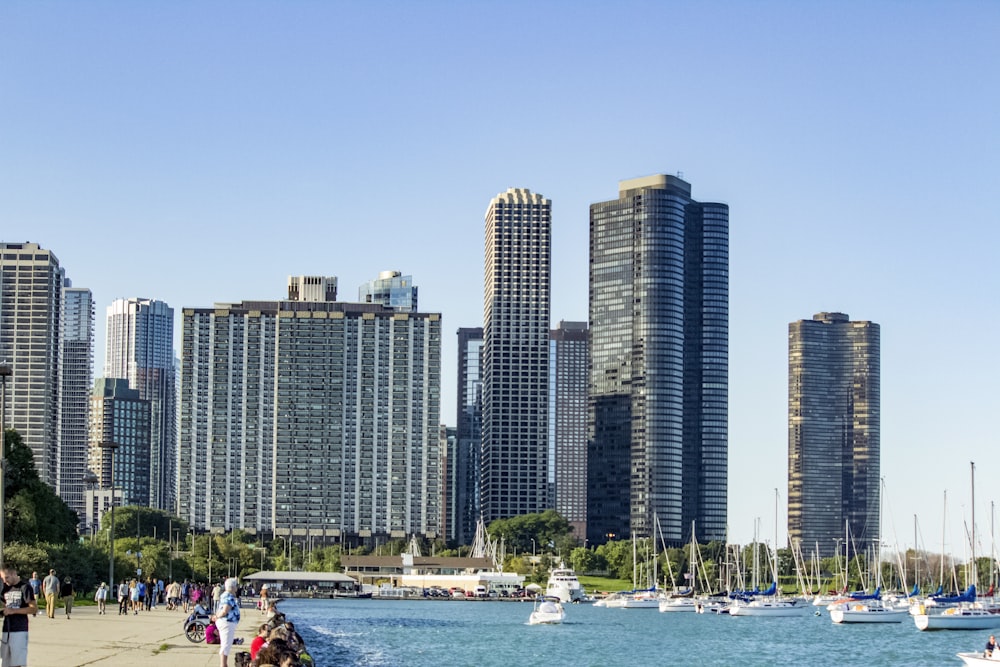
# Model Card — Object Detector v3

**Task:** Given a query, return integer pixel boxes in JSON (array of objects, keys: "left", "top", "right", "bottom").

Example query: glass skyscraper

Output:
[
  {"left": 105, "top": 298, "right": 176, "bottom": 511},
  {"left": 788, "top": 312, "right": 880, "bottom": 559},
  {"left": 550, "top": 321, "right": 588, "bottom": 540},
  {"left": 588, "top": 174, "right": 728, "bottom": 547},
  {"left": 481, "top": 188, "right": 551, "bottom": 523},
  {"left": 360, "top": 270, "right": 418, "bottom": 312},
  {"left": 59, "top": 282, "right": 94, "bottom": 519},
  {"left": 455, "top": 327, "right": 483, "bottom": 544}
]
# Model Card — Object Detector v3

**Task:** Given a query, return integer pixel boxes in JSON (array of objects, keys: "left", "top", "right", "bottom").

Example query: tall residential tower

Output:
[
  {"left": 105, "top": 298, "right": 176, "bottom": 511},
  {"left": 588, "top": 174, "right": 729, "bottom": 547},
  {"left": 481, "top": 188, "right": 552, "bottom": 523},
  {"left": 59, "top": 282, "right": 94, "bottom": 518},
  {"left": 0, "top": 242, "right": 65, "bottom": 486},
  {"left": 788, "top": 312, "right": 880, "bottom": 559}
]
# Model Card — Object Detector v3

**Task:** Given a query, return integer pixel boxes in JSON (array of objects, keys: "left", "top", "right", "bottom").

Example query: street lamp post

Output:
[
  {"left": 98, "top": 441, "right": 120, "bottom": 587},
  {"left": 0, "top": 363, "right": 12, "bottom": 568}
]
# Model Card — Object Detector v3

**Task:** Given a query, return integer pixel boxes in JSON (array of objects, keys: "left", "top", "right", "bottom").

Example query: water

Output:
[{"left": 272, "top": 598, "right": 990, "bottom": 666}]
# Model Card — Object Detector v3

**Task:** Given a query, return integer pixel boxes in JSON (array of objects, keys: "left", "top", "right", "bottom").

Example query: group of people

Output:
[{"left": 246, "top": 599, "right": 312, "bottom": 667}]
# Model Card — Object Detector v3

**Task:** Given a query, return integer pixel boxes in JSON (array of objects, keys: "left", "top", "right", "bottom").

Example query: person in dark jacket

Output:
[{"left": 60, "top": 577, "right": 74, "bottom": 619}]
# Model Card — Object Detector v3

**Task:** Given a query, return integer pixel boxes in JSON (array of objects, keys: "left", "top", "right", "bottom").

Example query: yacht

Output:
[{"left": 545, "top": 565, "right": 587, "bottom": 603}]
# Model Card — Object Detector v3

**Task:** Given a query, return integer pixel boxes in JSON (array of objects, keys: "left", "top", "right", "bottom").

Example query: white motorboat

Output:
[
  {"left": 914, "top": 605, "right": 1000, "bottom": 631},
  {"left": 957, "top": 651, "right": 1000, "bottom": 665},
  {"left": 728, "top": 598, "right": 810, "bottom": 617},
  {"left": 545, "top": 566, "right": 587, "bottom": 603},
  {"left": 528, "top": 596, "right": 566, "bottom": 625},
  {"left": 618, "top": 589, "right": 661, "bottom": 609},
  {"left": 829, "top": 600, "right": 908, "bottom": 624},
  {"left": 659, "top": 596, "right": 698, "bottom": 613}
]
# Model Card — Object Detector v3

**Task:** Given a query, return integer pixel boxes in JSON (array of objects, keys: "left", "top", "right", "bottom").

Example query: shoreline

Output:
[{"left": 27, "top": 602, "right": 259, "bottom": 667}]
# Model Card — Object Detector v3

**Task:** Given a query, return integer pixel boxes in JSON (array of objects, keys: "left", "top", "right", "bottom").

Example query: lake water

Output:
[{"left": 273, "top": 598, "right": 992, "bottom": 666}]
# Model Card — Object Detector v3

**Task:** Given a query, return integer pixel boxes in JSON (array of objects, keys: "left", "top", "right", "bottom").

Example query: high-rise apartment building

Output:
[
  {"left": 481, "top": 188, "right": 551, "bottom": 523},
  {"left": 105, "top": 298, "right": 176, "bottom": 511},
  {"left": 455, "top": 327, "right": 483, "bottom": 544},
  {"left": 588, "top": 174, "right": 728, "bottom": 547},
  {"left": 88, "top": 377, "right": 151, "bottom": 506},
  {"left": 0, "top": 242, "right": 65, "bottom": 486},
  {"left": 788, "top": 312, "right": 880, "bottom": 558},
  {"left": 59, "top": 282, "right": 94, "bottom": 519},
  {"left": 177, "top": 276, "right": 441, "bottom": 542},
  {"left": 360, "top": 270, "right": 418, "bottom": 312},
  {"left": 550, "top": 321, "right": 588, "bottom": 539}
]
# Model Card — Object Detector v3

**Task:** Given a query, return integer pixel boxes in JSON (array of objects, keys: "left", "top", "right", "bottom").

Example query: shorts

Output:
[{"left": 0, "top": 630, "right": 29, "bottom": 667}]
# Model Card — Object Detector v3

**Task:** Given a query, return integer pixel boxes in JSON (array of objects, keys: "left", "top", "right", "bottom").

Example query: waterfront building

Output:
[
  {"left": 177, "top": 276, "right": 441, "bottom": 543},
  {"left": 88, "top": 377, "right": 151, "bottom": 506},
  {"left": 481, "top": 188, "right": 552, "bottom": 523},
  {"left": 788, "top": 312, "right": 880, "bottom": 558},
  {"left": 587, "top": 174, "right": 729, "bottom": 547},
  {"left": 0, "top": 242, "right": 65, "bottom": 486},
  {"left": 104, "top": 298, "right": 176, "bottom": 511},
  {"left": 455, "top": 327, "right": 483, "bottom": 544},
  {"left": 439, "top": 425, "right": 457, "bottom": 543},
  {"left": 59, "top": 282, "right": 94, "bottom": 519},
  {"left": 550, "top": 321, "right": 588, "bottom": 540},
  {"left": 360, "top": 270, "right": 418, "bottom": 312}
]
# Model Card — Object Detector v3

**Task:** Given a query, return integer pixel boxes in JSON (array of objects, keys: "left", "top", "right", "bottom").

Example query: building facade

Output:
[
  {"left": 550, "top": 321, "right": 588, "bottom": 539},
  {"left": 88, "top": 377, "right": 152, "bottom": 507},
  {"left": 788, "top": 312, "right": 880, "bottom": 559},
  {"left": 455, "top": 327, "right": 483, "bottom": 544},
  {"left": 59, "top": 282, "right": 94, "bottom": 519},
  {"left": 359, "top": 270, "right": 418, "bottom": 312},
  {"left": 177, "top": 277, "right": 442, "bottom": 543},
  {"left": 588, "top": 174, "right": 729, "bottom": 547},
  {"left": 105, "top": 298, "right": 177, "bottom": 511},
  {"left": 0, "top": 242, "right": 64, "bottom": 486},
  {"left": 481, "top": 188, "right": 552, "bottom": 523}
]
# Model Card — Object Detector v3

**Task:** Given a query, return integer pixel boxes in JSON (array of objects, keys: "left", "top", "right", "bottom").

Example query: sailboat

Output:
[
  {"left": 729, "top": 494, "right": 808, "bottom": 617},
  {"left": 660, "top": 523, "right": 700, "bottom": 613},
  {"left": 914, "top": 463, "right": 1000, "bottom": 631},
  {"left": 829, "top": 479, "right": 908, "bottom": 623}
]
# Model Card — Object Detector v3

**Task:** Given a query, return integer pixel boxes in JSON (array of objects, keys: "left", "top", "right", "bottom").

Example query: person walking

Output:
[
  {"left": 41, "top": 570, "right": 59, "bottom": 619},
  {"left": 60, "top": 577, "right": 74, "bottom": 619},
  {"left": 213, "top": 578, "right": 241, "bottom": 667},
  {"left": 117, "top": 580, "right": 128, "bottom": 615},
  {"left": 94, "top": 582, "right": 108, "bottom": 615},
  {"left": 1, "top": 564, "right": 38, "bottom": 667},
  {"left": 26, "top": 573, "right": 40, "bottom": 618}
]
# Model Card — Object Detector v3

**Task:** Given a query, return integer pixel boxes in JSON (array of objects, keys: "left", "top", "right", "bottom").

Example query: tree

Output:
[{"left": 2, "top": 429, "right": 78, "bottom": 544}]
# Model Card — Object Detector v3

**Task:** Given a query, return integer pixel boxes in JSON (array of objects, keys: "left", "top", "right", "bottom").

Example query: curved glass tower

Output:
[{"left": 587, "top": 174, "right": 728, "bottom": 547}]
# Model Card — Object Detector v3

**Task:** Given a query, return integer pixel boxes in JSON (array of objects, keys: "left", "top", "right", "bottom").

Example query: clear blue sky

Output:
[{"left": 3, "top": 1, "right": 998, "bottom": 550}]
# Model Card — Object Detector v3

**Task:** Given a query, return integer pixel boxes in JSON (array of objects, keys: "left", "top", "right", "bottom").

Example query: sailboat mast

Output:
[
  {"left": 971, "top": 461, "right": 976, "bottom": 588},
  {"left": 941, "top": 490, "right": 947, "bottom": 590}
]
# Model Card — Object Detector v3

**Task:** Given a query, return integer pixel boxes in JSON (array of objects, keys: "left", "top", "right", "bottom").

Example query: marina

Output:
[{"left": 284, "top": 597, "right": 997, "bottom": 666}]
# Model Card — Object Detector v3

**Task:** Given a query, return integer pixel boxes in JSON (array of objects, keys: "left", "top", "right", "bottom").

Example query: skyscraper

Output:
[
  {"left": 59, "top": 282, "right": 94, "bottom": 519},
  {"left": 360, "top": 270, "right": 418, "bottom": 312},
  {"left": 550, "top": 321, "right": 588, "bottom": 540},
  {"left": 788, "top": 312, "right": 880, "bottom": 558},
  {"left": 88, "top": 378, "right": 151, "bottom": 506},
  {"left": 105, "top": 298, "right": 176, "bottom": 511},
  {"left": 178, "top": 276, "right": 441, "bottom": 542},
  {"left": 481, "top": 188, "right": 551, "bottom": 523},
  {"left": 0, "top": 242, "right": 65, "bottom": 486},
  {"left": 455, "top": 326, "right": 483, "bottom": 543},
  {"left": 588, "top": 174, "right": 728, "bottom": 547}
]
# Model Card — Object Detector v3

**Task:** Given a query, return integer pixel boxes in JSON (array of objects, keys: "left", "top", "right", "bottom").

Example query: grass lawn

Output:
[{"left": 578, "top": 575, "right": 634, "bottom": 594}]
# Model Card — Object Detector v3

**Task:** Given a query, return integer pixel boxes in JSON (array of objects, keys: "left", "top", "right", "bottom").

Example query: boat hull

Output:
[
  {"left": 830, "top": 605, "right": 907, "bottom": 624},
  {"left": 915, "top": 611, "right": 1000, "bottom": 631},
  {"left": 729, "top": 601, "right": 809, "bottom": 617},
  {"left": 957, "top": 652, "right": 1000, "bottom": 665}
]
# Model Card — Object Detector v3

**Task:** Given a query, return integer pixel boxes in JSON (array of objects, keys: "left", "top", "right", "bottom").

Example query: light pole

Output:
[
  {"left": 99, "top": 441, "right": 120, "bottom": 587},
  {"left": 276, "top": 537, "right": 287, "bottom": 571},
  {"left": 531, "top": 538, "right": 536, "bottom": 559},
  {"left": 0, "top": 362, "right": 11, "bottom": 568},
  {"left": 126, "top": 549, "right": 143, "bottom": 577}
]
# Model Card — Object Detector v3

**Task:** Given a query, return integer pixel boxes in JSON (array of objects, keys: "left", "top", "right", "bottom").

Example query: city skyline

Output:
[{"left": 3, "top": 2, "right": 999, "bottom": 549}]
